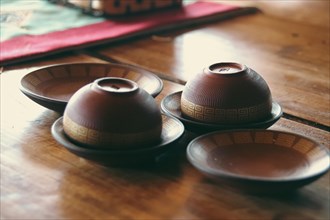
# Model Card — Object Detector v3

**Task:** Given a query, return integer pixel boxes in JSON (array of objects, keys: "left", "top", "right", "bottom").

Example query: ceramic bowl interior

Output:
[
  {"left": 52, "top": 114, "right": 185, "bottom": 166},
  {"left": 187, "top": 130, "right": 330, "bottom": 193},
  {"left": 161, "top": 91, "right": 282, "bottom": 133},
  {"left": 20, "top": 62, "right": 163, "bottom": 112}
]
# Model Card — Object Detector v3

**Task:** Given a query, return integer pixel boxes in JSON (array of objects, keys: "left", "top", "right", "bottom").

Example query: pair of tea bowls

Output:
[
  {"left": 46, "top": 63, "right": 328, "bottom": 193},
  {"left": 52, "top": 77, "right": 184, "bottom": 166},
  {"left": 161, "top": 62, "right": 282, "bottom": 133}
]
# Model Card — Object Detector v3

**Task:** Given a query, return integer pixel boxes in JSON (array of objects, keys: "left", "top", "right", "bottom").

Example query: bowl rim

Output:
[
  {"left": 51, "top": 114, "right": 185, "bottom": 155},
  {"left": 207, "top": 62, "right": 248, "bottom": 75},
  {"left": 20, "top": 62, "right": 164, "bottom": 104},
  {"left": 93, "top": 77, "right": 139, "bottom": 93},
  {"left": 186, "top": 129, "right": 330, "bottom": 183}
]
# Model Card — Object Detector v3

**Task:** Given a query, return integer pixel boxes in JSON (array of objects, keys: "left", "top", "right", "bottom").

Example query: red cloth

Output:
[{"left": 0, "top": 2, "right": 251, "bottom": 65}]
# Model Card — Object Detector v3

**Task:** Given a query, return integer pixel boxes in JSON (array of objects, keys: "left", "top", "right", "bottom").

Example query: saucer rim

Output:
[
  {"left": 160, "top": 91, "right": 283, "bottom": 129},
  {"left": 51, "top": 114, "right": 184, "bottom": 155},
  {"left": 186, "top": 129, "right": 330, "bottom": 183},
  {"left": 20, "top": 62, "right": 164, "bottom": 108}
]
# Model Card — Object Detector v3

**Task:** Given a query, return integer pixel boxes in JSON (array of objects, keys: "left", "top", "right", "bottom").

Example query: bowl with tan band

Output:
[
  {"left": 63, "top": 77, "right": 162, "bottom": 149},
  {"left": 181, "top": 62, "right": 273, "bottom": 124}
]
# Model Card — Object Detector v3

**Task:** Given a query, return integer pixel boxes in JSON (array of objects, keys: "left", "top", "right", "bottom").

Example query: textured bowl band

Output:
[
  {"left": 181, "top": 97, "right": 272, "bottom": 124},
  {"left": 63, "top": 114, "right": 161, "bottom": 149}
]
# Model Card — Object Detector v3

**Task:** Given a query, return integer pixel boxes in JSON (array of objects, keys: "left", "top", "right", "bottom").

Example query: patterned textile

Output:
[{"left": 0, "top": 0, "right": 255, "bottom": 65}]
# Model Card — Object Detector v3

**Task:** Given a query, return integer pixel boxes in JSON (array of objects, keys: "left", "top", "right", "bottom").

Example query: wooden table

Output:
[{"left": 1, "top": 1, "right": 329, "bottom": 219}]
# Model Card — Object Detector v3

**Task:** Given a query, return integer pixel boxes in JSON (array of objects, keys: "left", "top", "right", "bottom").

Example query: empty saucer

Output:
[
  {"left": 20, "top": 63, "right": 163, "bottom": 112},
  {"left": 187, "top": 130, "right": 330, "bottom": 193},
  {"left": 51, "top": 114, "right": 184, "bottom": 166},
  {"left": 160, "top": 91, "right": 282, "bottom": 133}
]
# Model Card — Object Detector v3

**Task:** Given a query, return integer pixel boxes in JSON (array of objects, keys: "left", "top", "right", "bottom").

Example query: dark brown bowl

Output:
[
  {"left": 181, "top": 62, "right": 273, "bottom": 124},
  {"left": 20, "top": 63, "right": 163, "bottom": 113},
  {"left": 187, "top": 130, "right": 330, "bottom": 193},
  {"left": 52, "top": 114, "right": 185, "bottom": 166},
  {"left": 63, "top": 77, "right": 162, "bottom": 149}
]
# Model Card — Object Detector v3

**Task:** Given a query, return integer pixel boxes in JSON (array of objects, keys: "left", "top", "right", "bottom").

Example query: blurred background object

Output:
[{"left": 48, "top": 0, "right": 183, "bottom": 16}]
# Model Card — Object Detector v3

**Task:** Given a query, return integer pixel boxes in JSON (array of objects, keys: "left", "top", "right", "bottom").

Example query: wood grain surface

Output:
[
  {"left": 217, "top": 0, "right": 329, "bottom": 28},
  {"left": 1, "top": 1, "right": 329, "bottom": 220}
]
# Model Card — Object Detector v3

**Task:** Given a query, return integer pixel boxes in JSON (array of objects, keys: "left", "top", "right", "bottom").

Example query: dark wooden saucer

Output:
[
  {"left": 51, "top": 114, "right": 184, "bottom": 166},
  {"left": 186, "top": 129, "right": 330, "bottom": 193},
  {"left": 20, "top": 63, "right": 163, "bottom": 112}
]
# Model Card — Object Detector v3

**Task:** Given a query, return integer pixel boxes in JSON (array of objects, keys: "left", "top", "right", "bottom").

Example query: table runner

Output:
[{"left": 0, "top": 1, "right": 256, "bottom": 65}]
